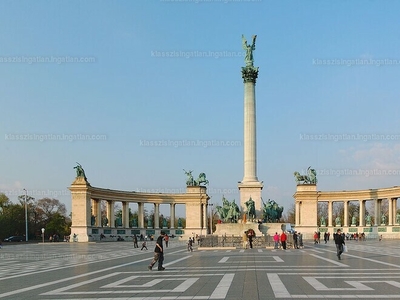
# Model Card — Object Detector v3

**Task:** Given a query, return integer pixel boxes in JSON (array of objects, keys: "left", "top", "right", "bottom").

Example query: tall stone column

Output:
[
  {"left": 295, "top": 201, "right": 300, "bottom": 226},
  {"left": 122, "top": 201, "right": 130, "bottom": 228},
  {"left": 154, "top": 203, "right": 160, "bottom": 229},
  {"left": 238, "top": 50, "right": 263, "bottom": 213},
  {"left": 328, "top": 201, "right": 333, "bottom": 227},
  {"left": 107, "top": 200, "right": 115, "bottom": 228},
  {"left": 202, "top": 203, "right": 207, "bottom": 230},
  {"left": 93, "top": 199, "right": 102, "bottom": 227},
  {"left": 375, "top": 199, "right": 380, "bottom": 225},
  {"left": 138, "top": 202, "right": 144, "bottom": 228},
  {"left": 359, "top": 200, "right": 365, "bottom": 226},
  {"left": 170, "top": 203, "right": 175, "bottom": 229},
  {"left": 344, "top": 201, "right": 349, "bottom": 227}
]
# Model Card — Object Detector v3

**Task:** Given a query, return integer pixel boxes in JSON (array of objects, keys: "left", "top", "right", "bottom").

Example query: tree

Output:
[
  {"left": 0, "top": 193, "right": 25, "bottom": 239},
  {"left": 34, "top": 198, "right": 69, "bottom": 239},
  {"left": 283, "top": 204, "right": 295, "bottom": 224}
]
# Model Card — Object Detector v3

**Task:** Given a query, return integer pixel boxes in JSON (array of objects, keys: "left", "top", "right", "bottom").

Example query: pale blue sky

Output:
[{"left": 1, "top": 0, "right": 400, "bottom": 217}]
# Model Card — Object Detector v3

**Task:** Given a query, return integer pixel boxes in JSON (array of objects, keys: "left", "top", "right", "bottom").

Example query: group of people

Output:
[
  {"left": 273, "top": 231, "right": 303, "bottom": 250},
  {"left": 242, "top": 229, "right": 256, "bottom": 249}
]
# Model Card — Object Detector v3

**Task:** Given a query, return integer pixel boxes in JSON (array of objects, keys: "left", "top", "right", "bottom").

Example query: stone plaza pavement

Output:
[{"left": 1, "top": 239, "right": 400, "bottom": 299}]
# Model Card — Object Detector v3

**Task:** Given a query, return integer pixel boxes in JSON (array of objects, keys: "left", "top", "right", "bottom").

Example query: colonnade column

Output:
[
  {"left": 295, "top": 201, "right": 300, "bottom": 226},
  {"left": 95, "top": 199, "right": 102, "bottom": 227},
  {"left": 343, "top": 201, "right": 349, "bottom": 227},
  {"left": 170, "top": 204, "right": 175, "bottom": 228},
  {"left": 122, "top": 201, "right": 130, "bottom": 228},
  {"left": 107, "top": 200, "right": 115, "bottom": 228},
  {"left": 394, "top": 198, "right": 398, "bottom": 224},
  {"left": 388, "top": 198, "right": 393, "bottom": 225},
  {"left": 138, "top": 202, "right": 144, "bottom": 228},
  {"left": 375, "top": 199, "right": 381, "bottom": 225},
  {"left": 154, "top": 203, "right": 160, "bottom": 229},
  {"left": 328, "top": 201, "right": 333, "bottom": 227},
  {"left": 359, "top": 200, "right": 365, "bottom": 226}
]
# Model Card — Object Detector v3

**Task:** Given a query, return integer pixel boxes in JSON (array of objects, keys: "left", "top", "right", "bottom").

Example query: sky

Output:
[{"left": 1, "top": 0, "right": 400, "bottom": 218}]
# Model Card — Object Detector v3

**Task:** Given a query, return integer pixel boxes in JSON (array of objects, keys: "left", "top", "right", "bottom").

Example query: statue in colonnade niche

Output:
[
  {"left": 381, "top": 214, "right": 386, "bottom": 225},
  {"left": 366, "top": 215, "right": 372, "bottom": 226}
]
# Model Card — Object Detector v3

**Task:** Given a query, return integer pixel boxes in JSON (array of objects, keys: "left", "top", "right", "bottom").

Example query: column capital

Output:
[{"left": 241, "top": 66, "right": 259, "bottom": 83}]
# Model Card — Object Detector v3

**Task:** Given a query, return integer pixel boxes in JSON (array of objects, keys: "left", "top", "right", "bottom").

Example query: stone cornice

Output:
[
  {"left": 80, "top": 186, "right": 209, "bottom": 204},
  {"left": 295, "top": 185, "right": 400, "bottom": 201}
]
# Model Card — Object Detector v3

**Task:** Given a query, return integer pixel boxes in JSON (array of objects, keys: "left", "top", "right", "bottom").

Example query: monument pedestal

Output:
[
  {"left": 214, "top": 223, "right": 262, "bottom": 237},
  {"left": 238, "top": 181, "right": 263, "bottom": 215}
]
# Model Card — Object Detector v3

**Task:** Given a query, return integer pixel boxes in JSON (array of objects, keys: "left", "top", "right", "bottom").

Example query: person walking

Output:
[
  {"left": 334, "top": 229, "right": 345, "bottom": 260},
  {"left": 141, "top": 240, "right": 148, "bottom": 250},
  {"left": 148, "top": 231, "right": 166, "bottom": 271},
  {"left": 133, "top": 235, "right": 139, "bottom": 248},
  {"left": 187, "top": 237, "right": 193, "bottom": 252},
  {"left": 280, "top": 231, "right": 287, "bottom": 250}
]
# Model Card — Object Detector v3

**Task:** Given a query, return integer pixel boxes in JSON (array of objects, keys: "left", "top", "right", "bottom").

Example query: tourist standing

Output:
[
  {"left": 293, "top": 231, "right": 299, "bottom": 249},
  {"left": 280, "top": 231, "right": 287, "bottom": 250},
  {"left": 273, "top": 232, "right": 280, "bottom": 249},
  {"left": 247, "top": 229, "right": 255, "bottom": 249},
  {"left": 243, "top": 231, "right": 248, "bottom": 249},
  {"left": 298, "top": 232, "right": 303, "bottom": 248},
  {"left": 333, "top": 229, "right": 345, "bottom": 260},
  {"left": 148, "top": 231, "right": 166, "bottom": 271},
  {"left": 133, "top": 235, "right": 138, "bottom": 248}
]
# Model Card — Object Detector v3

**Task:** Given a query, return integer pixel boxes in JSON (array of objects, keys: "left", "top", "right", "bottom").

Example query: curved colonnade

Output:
[
  {"left": 294, "top": 184, "right": 400, "bottom": 239},
  {"left": 69, "top": 177, "right": 210, "bottom": 242}
]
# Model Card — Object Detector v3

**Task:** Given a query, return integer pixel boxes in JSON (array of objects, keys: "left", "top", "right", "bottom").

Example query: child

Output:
[{"left": 141, "top": 241, "right": 148, "bottom": 250}]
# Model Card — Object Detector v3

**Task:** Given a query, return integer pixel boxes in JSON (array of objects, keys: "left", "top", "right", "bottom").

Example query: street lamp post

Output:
[
  {"left": 23, "top": 188, "right": 28, "bottom": 242},
  {"left": 41, "top": 228, "right": 45, "bottom": 243}
]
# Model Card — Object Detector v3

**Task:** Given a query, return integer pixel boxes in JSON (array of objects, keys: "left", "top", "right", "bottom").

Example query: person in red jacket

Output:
[{"left": 280, "top": 231, "right": 287, "bottom": 250}]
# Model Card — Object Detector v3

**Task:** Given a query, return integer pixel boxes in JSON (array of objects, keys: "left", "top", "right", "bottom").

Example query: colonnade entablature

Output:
[
  {"left": 294, "top": 184, "right": 400, "bottom": 239},
  {"left": 69, "top": 177, "right": 210, "bottom": 242}
]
